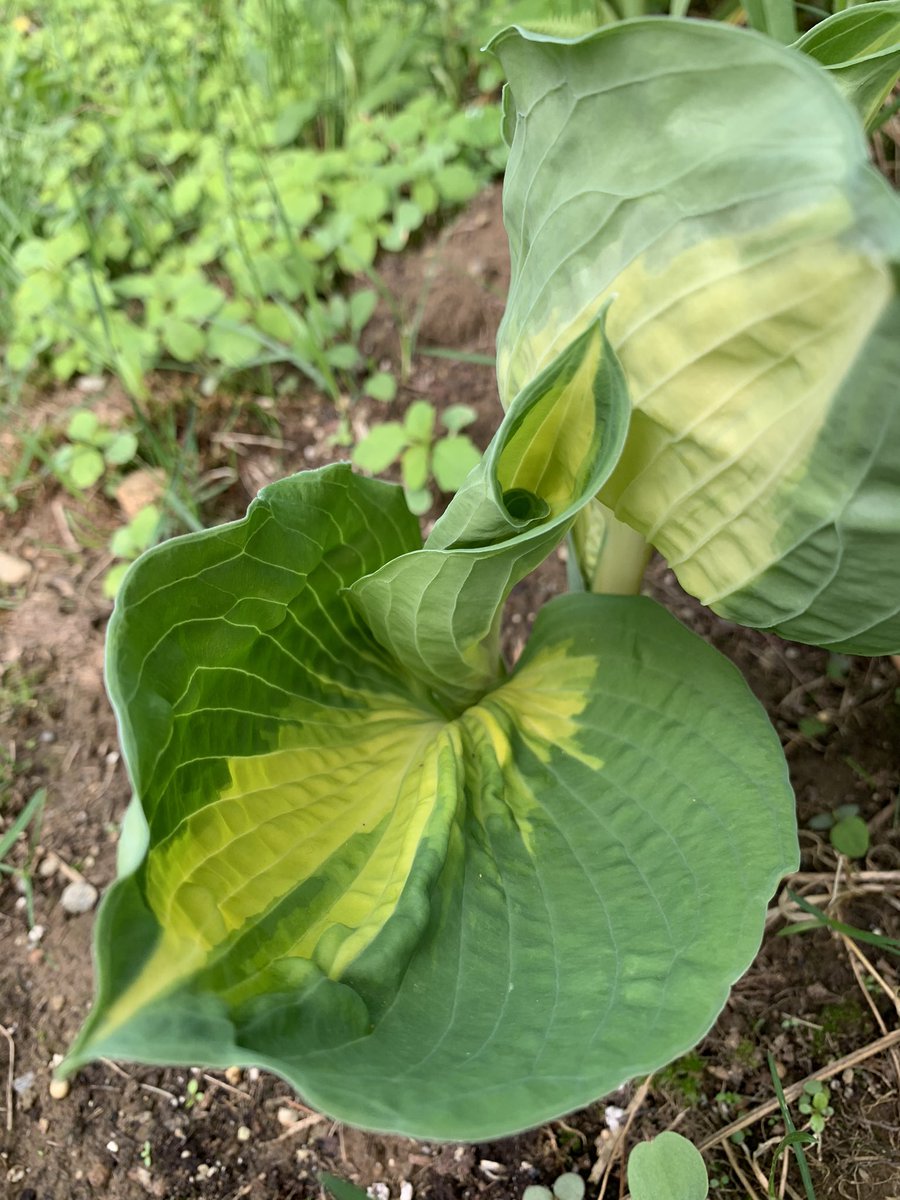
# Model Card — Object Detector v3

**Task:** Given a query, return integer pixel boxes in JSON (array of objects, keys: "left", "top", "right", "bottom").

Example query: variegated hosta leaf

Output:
[
  {"left": 492, "top": 20, "right": 900, "bottom": 654},
  {"left": 65, "top": 449, "right": 796, "bottom": 1137},
  {"left": 795, "top": 1, "right": 900, "bottom": 130}
]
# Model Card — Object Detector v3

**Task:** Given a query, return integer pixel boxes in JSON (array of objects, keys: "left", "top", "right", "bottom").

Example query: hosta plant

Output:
[{"left": 64, "top": 15, "right": 899, "bottom": 1139}]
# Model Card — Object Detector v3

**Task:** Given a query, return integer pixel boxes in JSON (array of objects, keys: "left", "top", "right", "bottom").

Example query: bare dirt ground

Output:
[{"left": 2, "top": 186, "right": 899, "bottom": 1200}]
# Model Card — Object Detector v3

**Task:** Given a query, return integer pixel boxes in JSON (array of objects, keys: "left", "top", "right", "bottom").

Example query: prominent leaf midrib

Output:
[{"left": 149, "top": 717, "right": 444, "bottom": 960}]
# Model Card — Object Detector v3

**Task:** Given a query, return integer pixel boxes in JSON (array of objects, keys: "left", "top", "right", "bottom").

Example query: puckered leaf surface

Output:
[
  {"left": 491, "top": 20, "right": 900, "bottom": 654},
  {"left": 67, "top": 465, "right": 795, "bottom": 1136}
]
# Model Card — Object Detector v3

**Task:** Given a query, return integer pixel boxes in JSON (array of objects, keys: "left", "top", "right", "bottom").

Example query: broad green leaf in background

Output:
[
  {"left": 794, "top": 1, "right": 900, "bottom": 130},
  {"left": 491, "top": 20, "right": 900, "bottom": 654},
  {"left": 64, "top": 319, "right": 796, "bottom": 1138},
  {"left": 627, "top": 1132, "right": 709, "bottom": 1200}
]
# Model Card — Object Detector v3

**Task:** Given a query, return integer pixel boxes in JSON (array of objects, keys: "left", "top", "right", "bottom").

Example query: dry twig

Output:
[{"left": 0, "top": 1022, "right": 14, "bottom": 1133}]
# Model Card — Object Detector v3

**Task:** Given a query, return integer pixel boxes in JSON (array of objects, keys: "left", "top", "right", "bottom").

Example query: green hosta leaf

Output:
[
  {"left": 63, "top": 458, "right": 796, "bottom": 1132},
  {"left": 795, "top": 2, "right": 900, "bottom": 130},
  {"left": 65, "top": 212, "right": 796, "bottom": 1139},
  {"left": 491, "top": 21, "right": 900, "bottom": 655},
  {"left": 627, "top": 1133, "right": 709, "bottom": 1200},
  {"left": 64, "top": 471, "right": 796, "bottom": 1136}
]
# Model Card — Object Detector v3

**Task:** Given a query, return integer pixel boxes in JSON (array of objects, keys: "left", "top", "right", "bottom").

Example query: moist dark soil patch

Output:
[{"left": 2, "top": 185, "right": 899, "bottom": 1200}]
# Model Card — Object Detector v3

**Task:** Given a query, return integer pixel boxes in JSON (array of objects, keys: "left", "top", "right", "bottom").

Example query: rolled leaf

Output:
[
  {"left": 491, "top": 20, "right": 900, "bottom": 654},
  {"left": 352, "top": 316, "right": 630, "bottom": 709}
]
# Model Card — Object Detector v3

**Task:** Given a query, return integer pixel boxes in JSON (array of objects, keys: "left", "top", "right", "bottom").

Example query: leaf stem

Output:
[{"left": 573, "top": 501, "right": 652, "bottom": 597}]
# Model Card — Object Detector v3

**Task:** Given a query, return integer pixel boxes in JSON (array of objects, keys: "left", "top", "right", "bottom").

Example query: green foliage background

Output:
[{"left": 0, "top": 0, "right": 520, "bottom": 394}]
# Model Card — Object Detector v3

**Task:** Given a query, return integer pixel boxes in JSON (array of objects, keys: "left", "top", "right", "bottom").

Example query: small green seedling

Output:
[
  {"left": 808, "top": 804, "right": 870, "bottom": 859},
  {"left": 318, "top": 1172, "right": 369, "bottom": 1200},
  {"left": 182, "top": 1077, "right": 204, "bottom": 1110},
  {"left": 352, "top": 399, "right": 480, "bottom": 513},
  {"left": 627, "top": 1132, "right": 709, "bottom": 1200},
  {"left": 798, "top": 1080, "right": 834, "bottom": 1137},
  {"left": 523, "top": 1172, "right": 586, "bottom": 1200},
  {"left": 0, "top": 787, "right": 46, "bottom": 930},
  {"left": 139, "top": 1140, "right": 152, "bottom": 1169},
  {"left": 51, "top": 410, "right": 137, "bottom": 493},
  {"left": 103, "top": 505, "right": 162, "bottom": 599}
]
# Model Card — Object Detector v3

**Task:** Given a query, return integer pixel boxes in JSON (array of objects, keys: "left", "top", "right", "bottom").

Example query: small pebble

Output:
[
  {"left": 60, "top": 880, "right": 99, "bottom": 914},
  {"left": 49, "top": 994, "right": 66, "bottom": 1013},
  {"left": 49, "top": 1078, "right": 71, "bottom": 1101},
  {"left": 224, "top": 1066, "right": 242, "bottom": 1085},
  {"left": 106, "top": 1139, "right": 119, "bottom": 1154},
  {"left": 38, "top": 853, "right": 60, "bottom": 878},
  {"left": 0, "top": 550, "right": 31, "bottom": 586},
  {"left": 277, "top": 1106, "right": 298, "bottom": 1127},
  {"left": 237, "top": 1125, "right": 251, "bottom": 1142},
  {"left": 27, "top": 924, "right": 45, "bottom": 945}
]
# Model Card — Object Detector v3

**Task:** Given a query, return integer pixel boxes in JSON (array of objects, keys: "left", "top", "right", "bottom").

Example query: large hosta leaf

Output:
[
  {"left": 66, "top": 321, "right": 796, "bottom": 1137},
  {"left": 492, "top": 20, "right": 900, "bottom": 654}
]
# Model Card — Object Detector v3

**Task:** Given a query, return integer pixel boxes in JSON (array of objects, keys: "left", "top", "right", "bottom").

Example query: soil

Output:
[{"left": 2, "top": 184, "right": 899, "bottom": 1200}]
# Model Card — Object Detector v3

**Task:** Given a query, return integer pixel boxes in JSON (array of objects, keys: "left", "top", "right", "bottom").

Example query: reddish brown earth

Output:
[{"left": 1, "top": 186, "right": 899, "bottom": 1200}]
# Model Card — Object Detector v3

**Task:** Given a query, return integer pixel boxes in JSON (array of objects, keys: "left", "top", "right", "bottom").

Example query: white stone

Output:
[
  {"left": 0, "top": 551, "right": 30, "bottom": 586},
  {"left": 60, "top": 880, "right": 98, "bottom": 914}
]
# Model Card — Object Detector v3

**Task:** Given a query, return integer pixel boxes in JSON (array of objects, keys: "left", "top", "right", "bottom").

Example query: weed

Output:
[
  {"left": 182, "top": 1077, "right": 204, "bottom": 1109},
  {"left": 49, "top": 409, "right": 138, "bottom": 494},
  {"left": 0, "top": 0, "right": 513, "bottom": 396},
  {"left": 352, "top": 399, "right": 480, "bottom": 513},
  {"left": 808, "top": 803, "right": 870, "bottom": 859},
  {"left": 0, "top": 787, "right": 47, "bottom": 930},
  {"left": 656, "top": 1051, "right": 706, "bottom": 1106}
]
